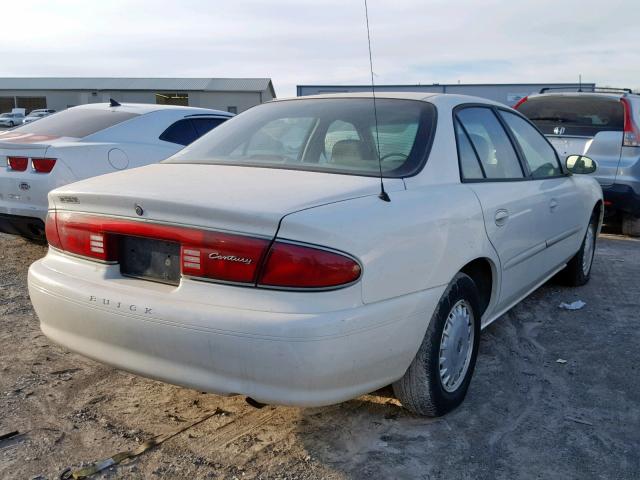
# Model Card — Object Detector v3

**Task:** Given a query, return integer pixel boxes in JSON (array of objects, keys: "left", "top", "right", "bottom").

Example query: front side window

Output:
[
  {"left": 167, "top": 98, "right": 436, "bottom": 177},
  {"left": 456, "top": 107, "right": 524, "bottom": 180},
  {"left": 500, "top": 111, "right": 562, "bottom": 178}
]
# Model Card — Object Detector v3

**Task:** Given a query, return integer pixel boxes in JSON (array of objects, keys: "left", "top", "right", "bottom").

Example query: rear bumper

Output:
[
  {"left": 0, "top": 213, "right": 45, "bottom": 239},
  {"left": 602, "top": 184, "right": 640, "bottom": 217},
  {"left": 28, "top": 251, "right": 443, "bottom": 407}
]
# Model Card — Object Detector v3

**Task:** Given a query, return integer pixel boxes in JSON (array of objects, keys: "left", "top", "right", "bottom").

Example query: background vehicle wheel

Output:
[
  {"left": 393, "top": 272, "right": 481, "bottom": 417},
  {"left": 622, "top": 214, "right": 640, "bottom": 237},
  {"left": 559, "top": 213, "right": 598, "bottom": 286}
]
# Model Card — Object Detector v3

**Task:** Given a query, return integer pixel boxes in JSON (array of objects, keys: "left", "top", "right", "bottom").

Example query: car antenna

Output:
[
  {"left": 109, "top": 98, "right": 121, "bottom": 107},
  {"left": 364, "top": 0, "right": 390, "bottom": 202}
]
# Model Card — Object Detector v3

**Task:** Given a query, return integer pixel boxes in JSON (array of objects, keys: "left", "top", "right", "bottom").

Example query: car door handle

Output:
[
  {"left": 494, "top": 209, "right": 510, "bottom": 227},
  {"left": 549, "top": 199, "right": 559, "bottom": 211}
]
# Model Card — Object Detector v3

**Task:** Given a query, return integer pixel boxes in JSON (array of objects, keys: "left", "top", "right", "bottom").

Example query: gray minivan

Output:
[{"left": 515, "top": 88, "right": 640, "bottom": 235}]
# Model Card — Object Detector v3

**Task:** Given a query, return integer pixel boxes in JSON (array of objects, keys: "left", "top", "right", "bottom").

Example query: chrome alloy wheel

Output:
[
  {"left": 439, "top": 300, "right": 475, "bottom": 393},
  {"left": 582, "top": 223, "right": 596, "bottom": 276}
]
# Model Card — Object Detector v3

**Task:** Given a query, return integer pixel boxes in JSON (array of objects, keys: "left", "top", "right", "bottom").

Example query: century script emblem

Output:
[{"left": 208, "top": 252, "right": 252, "bottom": 265}]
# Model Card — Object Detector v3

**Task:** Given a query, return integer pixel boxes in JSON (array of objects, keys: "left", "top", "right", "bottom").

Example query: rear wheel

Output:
[
  {"left": 559, "top": 214, "right": 598, "bottom": 286},
  {"left": 622, "top": 214, "right": 640, "bottom": 237},
  {"left": 393, "top": 273, "right": 481, "bottom": 417}
]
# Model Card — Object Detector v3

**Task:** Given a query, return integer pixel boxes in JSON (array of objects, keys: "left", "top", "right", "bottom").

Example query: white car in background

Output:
[
  {"left": 0, "top": 101, "right": 232, "bottom": 239},
  {"left": 29, "top": 93, "right": 602, "bottom": 416},
  {"left": 0, "top": 112, "right": 26, "bottom": 127},
  {"left": 23, "top": 109, "right": 57, "bottom": 124}
]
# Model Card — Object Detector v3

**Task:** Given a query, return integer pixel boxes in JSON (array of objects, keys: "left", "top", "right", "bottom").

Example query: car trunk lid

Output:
[{"left": 48, "top": 163, "right": 405, "bottom": 237}]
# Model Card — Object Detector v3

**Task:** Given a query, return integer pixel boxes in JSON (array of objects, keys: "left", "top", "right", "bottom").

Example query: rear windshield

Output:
[
  {"left": 517, "top": 96, "right": 624, "bottom": 137},
  {"left": 166, "top": 98, "right": 436, "bottom": 177},
  {"left": 10, "top": 108, "right": 139, "bottom": 138}
]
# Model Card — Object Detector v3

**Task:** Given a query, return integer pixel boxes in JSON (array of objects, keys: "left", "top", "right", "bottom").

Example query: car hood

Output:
[{"left": 49, "top": 163, "right": 405, "bottom": 237}]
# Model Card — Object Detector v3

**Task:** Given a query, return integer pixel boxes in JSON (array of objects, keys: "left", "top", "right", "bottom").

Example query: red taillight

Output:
[
  {"left": 54, "top": 212, "right": 117, "bottom": 261},
  {"left": 621, "top": 97, "right": 640, "bottom": 147},
  {"left": 257, "top": 242, "right": 361, "bottom": 289},
  {"left": 48, "top": 213, "right": 270, "bottom": 280},
  {"left": 45, "top": 212, "right": 62, "bottom": 249},
  {"left": 181, "top": 234, "right": 270, "bottom": 284},
  {"left": 47, "top": 213, "right": 362, "bottom": 289},
  {"left": 32, "top": 158, "right": 57, "bottom": 173},
  {"left": 513, "top": 96, "right": 528, "bottom": 109},
  {"left": 8, "top": 156, "right": 28, "bottom": 171}
]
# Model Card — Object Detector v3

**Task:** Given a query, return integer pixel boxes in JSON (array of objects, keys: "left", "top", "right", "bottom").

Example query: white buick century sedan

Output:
[{"left": 28, "top": 93, "right": 602, "bottom": 416}]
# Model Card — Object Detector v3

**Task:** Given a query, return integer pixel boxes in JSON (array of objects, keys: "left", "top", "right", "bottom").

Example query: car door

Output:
[
  {"left": 455, "top": 106, "right": 550, "bottom": 311},
  {"left": 498, "top": 110, "right": 584, "bottom": 268}
]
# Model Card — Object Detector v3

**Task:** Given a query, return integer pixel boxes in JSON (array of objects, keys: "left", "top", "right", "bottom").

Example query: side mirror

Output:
[{"left": 566, "top": 155, "right": 597, "bottom": 174}]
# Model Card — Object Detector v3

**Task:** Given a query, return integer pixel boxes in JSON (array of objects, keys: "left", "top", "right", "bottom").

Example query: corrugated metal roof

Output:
[{"left": 0, "top": 77, "right": 274, "bottom": 94}]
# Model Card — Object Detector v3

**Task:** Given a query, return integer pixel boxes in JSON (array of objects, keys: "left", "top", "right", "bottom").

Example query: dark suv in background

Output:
[{"left": 515, "top": 87, "right": 640, "bottom": 235}]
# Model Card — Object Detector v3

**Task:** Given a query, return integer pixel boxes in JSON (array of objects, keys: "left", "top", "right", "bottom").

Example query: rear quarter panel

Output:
[{"left": 277, "top": 184, "right": 498, "bottom": 305}]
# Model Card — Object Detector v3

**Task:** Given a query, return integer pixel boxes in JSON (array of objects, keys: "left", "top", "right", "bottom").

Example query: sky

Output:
[{"left": 1, "top": 0, "right": 638, "bottom": 97}]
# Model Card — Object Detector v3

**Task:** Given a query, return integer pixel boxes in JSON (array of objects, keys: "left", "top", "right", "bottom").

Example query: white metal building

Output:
[{"left": 0, "top": 77, "right": 276, "bottom": 114}]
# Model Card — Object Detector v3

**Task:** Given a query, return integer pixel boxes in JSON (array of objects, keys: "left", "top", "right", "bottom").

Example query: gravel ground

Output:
[{"left": 0, "top": 231, "right": 639, "bottom": 479}]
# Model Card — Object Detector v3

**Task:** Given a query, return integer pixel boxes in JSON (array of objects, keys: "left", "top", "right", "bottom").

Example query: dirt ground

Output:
[{"left": 1, "top": 231, "right": 639, "bottom": 480}]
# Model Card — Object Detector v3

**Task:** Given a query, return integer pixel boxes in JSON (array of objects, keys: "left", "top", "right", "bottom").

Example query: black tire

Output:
[
  {"left": 559, "top": 213, "right": 598, "bottom": 286},
  {"left": 393, "top": 272, "right": 481, "bottom": 417}
]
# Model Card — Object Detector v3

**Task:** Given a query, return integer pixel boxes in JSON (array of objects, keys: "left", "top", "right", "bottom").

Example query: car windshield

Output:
[
  {"left": 10, "top": 108, "right": 139, "bottom": 138},
  {"left": 0, "top": 114, "right": 8, "bottom": 118},
  {"left": 167, "top": 98, "right": 436, "bottom": 177},
  {"left": 518, "top": 96, "right": 624, "bottom": 136}
]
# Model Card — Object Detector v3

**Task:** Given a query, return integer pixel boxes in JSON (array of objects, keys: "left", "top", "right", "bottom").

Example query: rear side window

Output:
[
  {"left": 160, "top": 119, "right": 199, "bottom": 146},
  {"left": 161, "top": 117, "right": 228, "bottom": 146},
  {"left": 500, "top": 111, "right": 562, "bottom": 178},
  {"left": 517, "top": 96, "right": 624, "bottom": 136},
  {"left": 454, "top": 120, "right": 484, "bottom": 180},
  {"left": 10, "top": 109, "right": 138, "bottom": 138},
  {"left": 456, "top": 107, "right": 524, "bottom": 180},
  {"left": 191, "top": 117, "right": 226, "bottom": 136}
]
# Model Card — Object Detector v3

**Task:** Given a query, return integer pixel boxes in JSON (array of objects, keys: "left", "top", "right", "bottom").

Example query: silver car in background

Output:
[
  {"left": 515, "top": 88, "right": 640, "bottom": 235},
  {"left": 0, "top": 112, "right": 25, "bottom": 127},
  {"left": 23, "top": 109, "right": 56, "bottom": 124}
]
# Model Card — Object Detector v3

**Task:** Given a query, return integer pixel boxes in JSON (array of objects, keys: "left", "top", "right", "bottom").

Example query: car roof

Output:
[
  {"left": 528, "top": 91, "right": 640, "bottom": 101},
  {"left": 71, "top": 102, "right": 232, "bottom": 116},
  {"left": 271, "top": 92, "right": 506, "bottom": 108}
]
